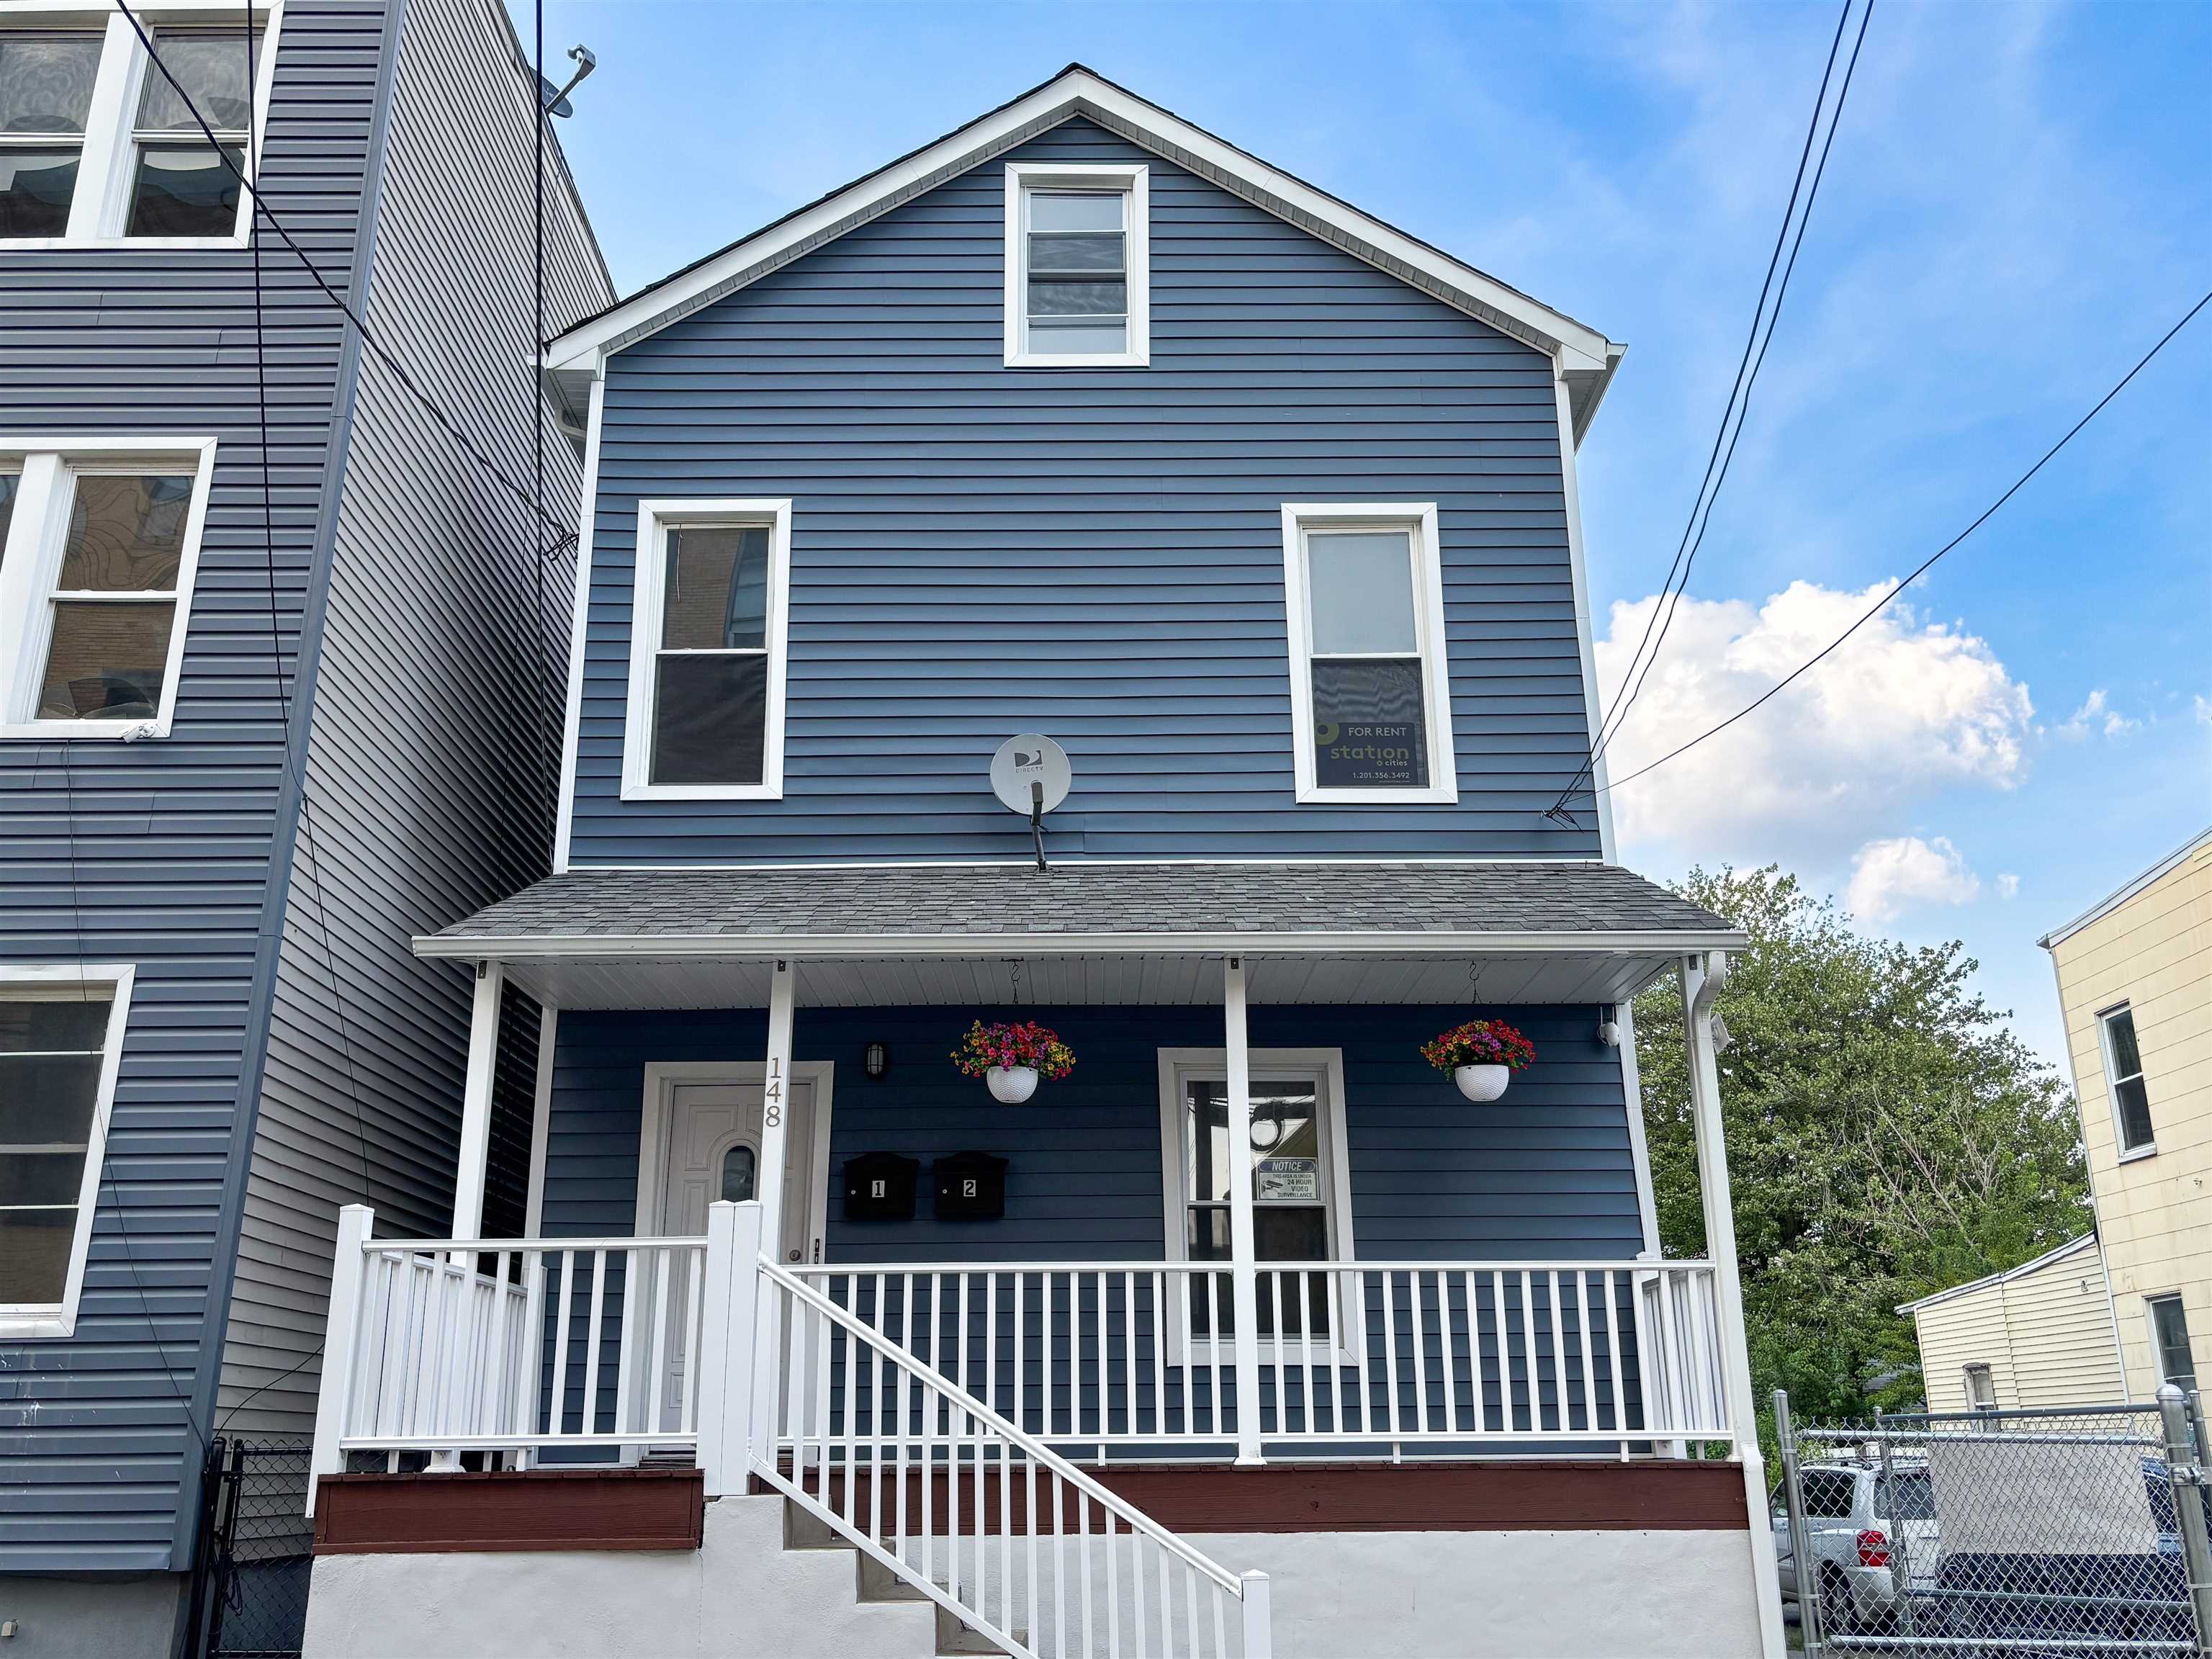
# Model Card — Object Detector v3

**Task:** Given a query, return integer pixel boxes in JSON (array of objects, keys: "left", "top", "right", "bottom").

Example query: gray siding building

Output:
[{"left": 0, "top": 0, "right": 610, "bottom": 1648}]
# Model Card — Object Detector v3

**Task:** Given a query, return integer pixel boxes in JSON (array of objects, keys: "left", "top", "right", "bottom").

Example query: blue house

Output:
[
  {"left": 300, "top": 67, "right": 1783, "bottom": 1659},
  {"left": 0, "top": 0, "right": 608, "bottom": 1651}
]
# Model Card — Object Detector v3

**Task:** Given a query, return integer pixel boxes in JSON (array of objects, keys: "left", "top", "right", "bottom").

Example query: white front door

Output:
[{"left": 651, "top": 1077, "right": 819, "bottom": 1427}]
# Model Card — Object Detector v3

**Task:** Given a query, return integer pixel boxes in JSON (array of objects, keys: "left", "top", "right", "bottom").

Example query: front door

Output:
[{"left": 651, "top": 1077, "right": 819, "bottom": 1428}]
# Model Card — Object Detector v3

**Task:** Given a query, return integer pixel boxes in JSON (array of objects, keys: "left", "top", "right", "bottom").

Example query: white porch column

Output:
[
  {"left": 747, "top": 959, "right": 799, "bottom": 1470},
  {"left": 1223, "top": 956, "right": 1266, "bottom": 1464},
  {"left": 449, "top": 959, "right": 505, "bottom": 1240},
  {"left": 755, "top": 958, "right": 798, "bottom": 1260},
  {"left": 1682, "top": 952, "right": 1785, "bottom": 1659}
]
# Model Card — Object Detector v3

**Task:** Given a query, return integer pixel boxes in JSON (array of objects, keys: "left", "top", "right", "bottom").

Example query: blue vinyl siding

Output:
[
  {"left": 541, "top": 1004, "right": 1642, "bottom": 1260},
  {"left": 567, "top": 117, "right": 1601, "bottom": 865}
]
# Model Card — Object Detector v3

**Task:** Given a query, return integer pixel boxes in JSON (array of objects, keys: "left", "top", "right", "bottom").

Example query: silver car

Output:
[{"left": 1772, "top": 1460, "right": 1941, "bottom": 1633}]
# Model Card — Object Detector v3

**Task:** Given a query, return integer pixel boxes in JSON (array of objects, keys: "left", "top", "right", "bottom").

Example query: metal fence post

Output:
[
  {"left": 1871, "top": 1408, "right": 1917, "bottom": 1639},
  {"left": 2160, "top": 1383, "right": 2212, "bottom": 1659},
  {"left": 1775, "top": 1389, "right": 1821, "bottom": 1659}
]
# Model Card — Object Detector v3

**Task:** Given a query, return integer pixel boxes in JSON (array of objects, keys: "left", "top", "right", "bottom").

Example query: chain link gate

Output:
[
  {"left": 1774, "top": 1385, "right": 2212, "bottom": 1658},
  {"left": 184, "top": 1437, "right": 316, "bottom": 1659}
]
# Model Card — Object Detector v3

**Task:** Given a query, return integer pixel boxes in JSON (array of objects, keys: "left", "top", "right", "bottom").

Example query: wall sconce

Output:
[{"left": 863, "top": 1041, "right": 889, "bottom": 1079}]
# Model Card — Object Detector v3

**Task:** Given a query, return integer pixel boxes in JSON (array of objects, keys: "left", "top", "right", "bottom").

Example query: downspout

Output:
[{"left": 1683, "top": 950, "right": 1786, "bottom": 1659}]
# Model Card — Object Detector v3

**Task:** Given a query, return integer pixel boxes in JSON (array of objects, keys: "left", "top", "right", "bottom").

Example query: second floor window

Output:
[
  {"left": 2097, "top": 1003, "right": 2154, "bottom": 1154},
  {"left": 0, "top": 9, "right": 264, "bottom": 246},
  {"left": 1004, "top": 163, "right": 1149, "bottom": 367},
  {"left": 1280, "top": 503, "right": 1458, "bottom": 804},
  {"left": 623, "top": 499, "right": 791, "bottom": 799},
  {"left": 0, "top": 440, "right": 215, "bottom": 737}
]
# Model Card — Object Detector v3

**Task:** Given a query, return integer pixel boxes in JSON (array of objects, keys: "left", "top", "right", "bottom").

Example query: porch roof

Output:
[{"left": 415, "top": 862, "right": 1743, "bottom": 1010}]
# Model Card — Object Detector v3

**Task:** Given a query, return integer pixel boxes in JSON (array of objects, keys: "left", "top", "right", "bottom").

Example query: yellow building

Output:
[
  {"left": 1899, "top": 1234, "right": 2127, "bottom": 1411},
  {"left": 2040, "top": 826, "right": 2211, "bottom": 1401}
]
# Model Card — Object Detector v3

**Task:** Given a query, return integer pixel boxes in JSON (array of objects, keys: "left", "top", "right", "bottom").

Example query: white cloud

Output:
[
  {"left": 2057, "top": 689, "right": 2136, "bottom": 741},
  {"left": 1595, "top": 580, "right": 2033, "bottom": 862},
  {"left": 1847, "top": 836, "right": 1982, "bottom": 923},
  {"left": 1997, "top": 873, "right": 2020, "bottom": 900},
  {"left": 2194, "top": 695, "right": 2211, "bottom": 727}
]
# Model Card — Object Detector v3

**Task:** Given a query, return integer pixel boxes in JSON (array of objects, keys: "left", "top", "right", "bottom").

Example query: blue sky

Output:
[{"left": 520, "top": 0, "right": 2211, "bottom": 1064}]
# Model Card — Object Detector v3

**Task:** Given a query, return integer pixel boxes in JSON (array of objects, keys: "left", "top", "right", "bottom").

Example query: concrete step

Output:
[
  {"left": 935, "top": 1603, "right": 1023, "bottom": 1657},
  {"left": 783, "top": 1500, "right": 852, "bottom": 1552},
  {"left": 856, "top": 1550, "right": 932, "bottom": 1604}
]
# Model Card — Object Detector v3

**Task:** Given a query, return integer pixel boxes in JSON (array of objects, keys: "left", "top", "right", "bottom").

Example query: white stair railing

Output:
[{"left": 755, "top": 1259, "right": 1271, "bottom": 1659}]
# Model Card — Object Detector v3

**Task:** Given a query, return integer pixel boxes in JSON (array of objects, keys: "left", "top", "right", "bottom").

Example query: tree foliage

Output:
[{"left": 1635, "top": 866, "right": 2090, "bottom": 1425}]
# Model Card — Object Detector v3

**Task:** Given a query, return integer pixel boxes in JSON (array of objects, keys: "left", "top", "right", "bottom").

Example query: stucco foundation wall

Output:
[
  {"left": 0, "top": 1573, "right": 181, "bottom": 1658},
  {"left": 305, "top": 1494, "right": 1760, "bottom": 1658},
  {"left": 1194, "top": 1527, "right": 1763, "bottom": 1658}
]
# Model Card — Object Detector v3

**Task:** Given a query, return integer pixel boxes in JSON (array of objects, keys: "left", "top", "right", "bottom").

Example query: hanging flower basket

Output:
[
  {"left": 1421, "top": 1019, "right": 1536, "bottom": 1103},
  {"left": 953, "top": 1020, "right": 1074, "bottom": 1103}
]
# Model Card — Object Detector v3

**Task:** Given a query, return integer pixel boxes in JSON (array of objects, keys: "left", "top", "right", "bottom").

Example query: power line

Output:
[
  {"left": 112, "top": 0, "right": 573, "bottom": 545},
  {"left": 1575, "top": 287, "right": 2212, "bottom": 802},
  {"left": 1551, "top": 0, "right": 1869, "bottom": 822}
]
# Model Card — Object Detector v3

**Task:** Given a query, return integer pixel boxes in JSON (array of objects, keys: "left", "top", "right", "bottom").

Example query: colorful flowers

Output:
[
  {"left": 951, "top": 1020, "right": 1076, "bottom": 1081},
  {"left": 1421, "top": 1019, "right": 1536, "bottom": 1074}
]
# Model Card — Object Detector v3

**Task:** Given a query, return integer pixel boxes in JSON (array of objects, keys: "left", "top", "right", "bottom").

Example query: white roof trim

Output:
[
  {"left": 543, "top": 66, "right": 1622, "bottom": 424},
  {"left": 1895, "top": 1233, "right": 2100, "bottom": 1315},
  {"left": 415, "top": 927, "right": 1741, "bottom": 961},
  {"left": 2038, "top": 824, "right": 2212, "bottom": 950}
]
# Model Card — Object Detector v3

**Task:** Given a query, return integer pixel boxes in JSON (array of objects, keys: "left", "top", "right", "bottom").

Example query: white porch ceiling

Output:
[{"left": 496, "top": 949, "right": 1677, "bottom": 1012}]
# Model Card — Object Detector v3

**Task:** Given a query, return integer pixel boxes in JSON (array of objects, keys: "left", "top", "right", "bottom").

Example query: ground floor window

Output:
[
  {"left": 0, "top": 964, "right": 133, "bottom": 1338},
  {"left": 2148, "top": 1294, "right": 2195, "bottom": 1390}
]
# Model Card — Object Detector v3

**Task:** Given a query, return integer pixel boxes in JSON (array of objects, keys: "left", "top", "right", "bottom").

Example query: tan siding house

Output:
[
  {"left": 2042, "top": 827, "right": 2211, "bottom": 1400},
  {"left": 1900, "top": 1235, "right": 2126, "bottom": 1412}
]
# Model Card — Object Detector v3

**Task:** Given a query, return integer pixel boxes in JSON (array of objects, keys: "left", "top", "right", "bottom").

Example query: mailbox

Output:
[
  {"left": 932, "top": 1151, "right": 1007, "bottom": 1220},
  {"left": 841, "top": 1151, "right": 919, "bottom": 1221}
]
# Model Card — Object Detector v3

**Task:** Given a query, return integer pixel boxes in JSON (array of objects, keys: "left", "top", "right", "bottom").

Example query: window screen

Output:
[
  {"left": 128, "top": 31, "right": 249, "bottom": 237},
  {"left": 0, "top": 32, "right": 102, "bottom": 237},
  {"left": 2150, "top": 1295, "right": 2195, "bottom": 1390},
  {"left": 2099, "top": 1005, "right": 2155, "bottom": 1152},
  {"left": 0, "top": 988, "right": 113, "bottom": 1306},
  {"left": 650, "top": 524, "right": 771, "bottom": 785},
  {"left": 37, "top": 471, "right": 192, "bottom": 721},
  {"left": 1303, "top": 528, "right": 1429, "bottom": 788},
  {"left": 1023, "top": 189, "right": 1126, "bottom": 356}
]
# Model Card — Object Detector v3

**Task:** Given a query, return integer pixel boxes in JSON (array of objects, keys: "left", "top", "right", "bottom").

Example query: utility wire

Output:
[
  {"left": 1551, "top": 0, "right": 1866, "bottom": 821},
  {"left": 113, "top": 0, "right": 573, "bottom": 545},
  {"left": 1575, "top": 287, "right": 2212, "bottom": 801}
]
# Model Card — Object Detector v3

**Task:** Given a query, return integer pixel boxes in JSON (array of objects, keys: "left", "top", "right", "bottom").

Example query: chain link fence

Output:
[
  {"left": 185, "top": 1437, "right": 316, "bottom": 1659},
  {"left": 1773, "top": 1387, "right": 2212, "bottom": 1658}
]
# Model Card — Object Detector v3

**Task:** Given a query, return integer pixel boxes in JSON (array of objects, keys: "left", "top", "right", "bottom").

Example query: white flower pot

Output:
[
  {"left": 1454, "top": 1064, "right": 1510, "bottom": 1103},
  {"left": 986, "top": 1066, "right": 1039, "bottom": 1104}
]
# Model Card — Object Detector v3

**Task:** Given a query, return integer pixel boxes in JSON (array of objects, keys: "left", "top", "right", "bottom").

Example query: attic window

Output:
[{"left": 1004, "top": 163, "right": 1148, "bottom": 367}]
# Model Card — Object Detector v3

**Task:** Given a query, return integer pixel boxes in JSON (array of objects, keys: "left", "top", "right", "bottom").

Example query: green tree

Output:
[{"left": 1635, "top": 866, "right": 2090, "bottom": 1428}]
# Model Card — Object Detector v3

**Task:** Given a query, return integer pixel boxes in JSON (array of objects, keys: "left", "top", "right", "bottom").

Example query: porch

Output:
[{"left": 305, "top": 862, "right": 1782, "bottom": 1657}]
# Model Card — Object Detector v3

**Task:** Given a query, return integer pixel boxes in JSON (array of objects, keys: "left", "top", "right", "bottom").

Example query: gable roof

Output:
[
  {"left": 1894, "top": 1233, "right": 2101, "bottom": 1316},
  {"left": 543, "top": 64, "right": 1626, "bottom": 440},
  {"left": 2038, "top": 824, "right": 2212, "bottom": 950}
]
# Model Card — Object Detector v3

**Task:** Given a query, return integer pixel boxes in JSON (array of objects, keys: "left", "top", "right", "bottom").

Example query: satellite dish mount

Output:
[{"left": 990, "top": 734, "right": 1071, "bottom": 872}]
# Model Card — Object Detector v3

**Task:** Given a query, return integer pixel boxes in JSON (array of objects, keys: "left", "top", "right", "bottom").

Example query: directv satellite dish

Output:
[{"left": 991, "top": 734, "right": 1071, "bottom": 869}]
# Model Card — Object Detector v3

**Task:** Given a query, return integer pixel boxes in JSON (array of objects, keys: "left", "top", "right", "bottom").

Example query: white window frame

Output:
[
  {"left": 2095, "top": 1000, "right": 2155, "bottom": 1159},
  {"left": 2145, "top": 1294, "right": 2195, "bottom": 1390},
  {"left": 1961, "top": 1362, "right": 1997, "bottom": 1410},
  {"left": 0, "top": 962, "right": 135, "bottom": 1340},
  {"left": 0, "top": 435, "right": 216, "bottom": 739},
  {"left": 1279, "top": 502, "right": 1457, "bottom": 804},
  {"left": 0, "top": 0, "right": 280, "bottom": 251},
  {"left": 621, "top": 497, "right": 792, "bottom": 801},
  {"left": 1002, "top": 161, "right": 1150, "bottom": 369},
  {"left": 1156, "top": 1046, "right": 1356, "bottom": 1364}
]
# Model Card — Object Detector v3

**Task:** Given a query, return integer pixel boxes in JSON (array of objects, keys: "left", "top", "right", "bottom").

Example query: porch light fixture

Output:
[
  {"left": 1596, "top": 1017, "right": 1622, "bottom": 1048},
  {"left": 863, "top": 1041, "right": 889, "bottom": 1079}
]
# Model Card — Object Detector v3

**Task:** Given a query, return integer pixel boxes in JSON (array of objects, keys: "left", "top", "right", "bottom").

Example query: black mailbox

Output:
[
  {"left": 842, "top": 1151, "right": 919, "bottom": 1221},
  {"left": 932, "top": 1151, "right": 1007, "bottom": 1220}
]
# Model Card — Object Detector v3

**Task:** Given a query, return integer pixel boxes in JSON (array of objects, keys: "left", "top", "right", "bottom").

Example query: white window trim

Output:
[
  {"left": 621, "top": 497, "right": 792, "bottom": 801},
  {"left": 1155, "top": 1046, "right": 1357, "bottom": 1364},
  {"left": 0, "top": 434, "right": 216, "bottom": 739},
  {"left": 2144, "top": 1293, "right": 2194, "bottom": 1389},
  {"left": 0, "top": 961, "right": 135, "bottom": 1340},
  {"left": 0, "top": 0, "right": 281, "bottom": 251},
  {"left": 1279, "top": 502, "right": 1457, "bottom": 804},
  {"left": 1961, "top": 1362, "right": 1997, "bottom": 1410},
  {"left": 2095, "top": 1000, "right": 2155, "bottom": 1159},
  {"left": 1002, "top": 161, "right": 1150, "bottom": 369}
]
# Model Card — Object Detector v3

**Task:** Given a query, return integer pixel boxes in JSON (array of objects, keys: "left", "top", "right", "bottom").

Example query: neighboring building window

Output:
[
  {"left": 1963, "top": 1363, "right": 1997, "bottom": 1410},
  {"left": 1278, "top": 503, "right": 1457, "bottom": 804},
  {"left": 622, "top": 498, "right": 791, "bottom": 799},
  {"left": 0, "top": 9, "right": 268, "bottom": 246},
  {"left": 0, "top": 31, "right": 104, "bottom": 236},
  {"left": 0, "top": 966, "right": 134, "bottom": 1340},
  {"left": 2148, "top": 1295, "right": 2195, "bottom": 1391},
  {"left": 1003, "top": 162, "right": 1149, "bottom": 367},
  {"left": 0, "top": 439, "right": 216, "bottom": 738},
  {"left": 1156, "top": 1048, "right": 1353, "bottom": 1343},
  {"left": 2097, "top": 1003, "right": 2155, "bottom": 1154}
]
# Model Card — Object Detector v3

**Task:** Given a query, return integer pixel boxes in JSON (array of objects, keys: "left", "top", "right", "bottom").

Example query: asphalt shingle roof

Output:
[{"left": 421, "top": 862, "right": 1740, "bottom": 948}]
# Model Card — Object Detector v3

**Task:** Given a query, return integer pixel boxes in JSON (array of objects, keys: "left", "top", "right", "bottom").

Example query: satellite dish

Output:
[{"left": 991, "top": 734, "right": 1071, "bottom": 870}]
